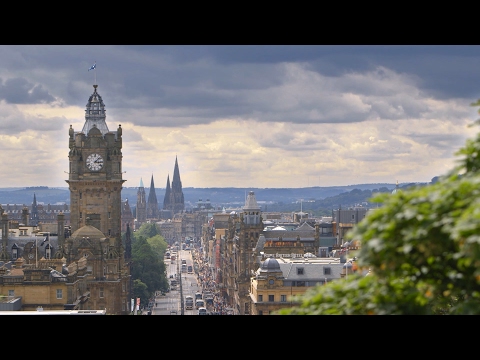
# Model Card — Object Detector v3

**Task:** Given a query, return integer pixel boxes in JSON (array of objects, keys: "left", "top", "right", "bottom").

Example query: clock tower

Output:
[{"left": 66, "top": 84, "right": 125, "bottom": 241}]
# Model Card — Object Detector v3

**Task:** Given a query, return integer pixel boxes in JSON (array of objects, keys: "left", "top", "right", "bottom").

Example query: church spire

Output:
[
  {"left": 31, "top": 192, "right": 39, "bottom": 226},
  {"left": 136, "top": 177, "right": 147, "bottom": 226},
  {"left": 147, "top": 174, "right": 159, "bottom": 219},
  {"left": 163, "top": 174, "right": 171, "bottom": 210},
  {"left": 169, "top": 156, "right": 185, "bottom": 214}
]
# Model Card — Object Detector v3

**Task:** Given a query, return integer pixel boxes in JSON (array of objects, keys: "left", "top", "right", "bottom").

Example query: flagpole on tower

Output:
[{"left": 88, "top": 61, "right": 97, "bottom": 84}]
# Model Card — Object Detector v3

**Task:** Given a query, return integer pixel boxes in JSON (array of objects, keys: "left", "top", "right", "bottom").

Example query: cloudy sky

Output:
[{"left": 0, "top": 45, "right": 479, "bottom": 189}]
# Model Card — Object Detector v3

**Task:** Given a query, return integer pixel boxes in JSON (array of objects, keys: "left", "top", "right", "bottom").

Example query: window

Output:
[
  {"left": 258, "top": 294, "right": 263, "bottom": 302},
  {"left": 258, "top": 310, "right": 263, "bottom": 315},
  {"left": 79, "top": 192, "right": 82, "bottom": 199},
  {"left": 80, "top": 212, "right": 82, "bottom": 219},
  {"left": 56, "top": 289, "right": 63, "bottom": 299},
  {"left": 268, "top": 295, "right": 274, "bottom": 302},
  {"left": 99, "top": 287, "right": 104, "bottom": 298},
  {"left": 297, "top": 267, "right": 304, "bottom": 275},
  {"left": 324, "top": 267, "right": 331, "bottom": 275},
  {"left": 280, "top": 295, "right": 287, "bottom": 302},
  {"left": 8, "top": 290, "right": 14, "bottom": 297},
  {"left": 108, "top": 229, "right": 111, "bottom": 236}
]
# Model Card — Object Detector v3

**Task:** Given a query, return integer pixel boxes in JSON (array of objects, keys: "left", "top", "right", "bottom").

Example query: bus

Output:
[{"left": 185, "top": 295, "right": 194, "bottom": 310}]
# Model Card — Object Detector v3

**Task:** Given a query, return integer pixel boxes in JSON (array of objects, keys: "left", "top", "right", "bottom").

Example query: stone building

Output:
[
  {"left": 249, "top": 256, "right": 344, "bottom": 315},
  {"left": 0, "top": 83, "right": 131, "bottom": 314}
]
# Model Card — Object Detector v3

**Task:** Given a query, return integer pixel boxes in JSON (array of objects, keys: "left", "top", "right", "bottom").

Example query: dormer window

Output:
[{"left": 297, "top": 267, "right": 304, "bottom": 275}]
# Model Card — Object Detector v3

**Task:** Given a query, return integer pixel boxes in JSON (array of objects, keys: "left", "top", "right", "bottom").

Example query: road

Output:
[{"left": 151, "top": 248, "right": 201, "bottom": 315}]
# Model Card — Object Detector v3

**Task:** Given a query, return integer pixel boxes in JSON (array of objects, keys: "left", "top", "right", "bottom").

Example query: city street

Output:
[{"left": 151, "top": 249, "right": 201, "bottom": 315}]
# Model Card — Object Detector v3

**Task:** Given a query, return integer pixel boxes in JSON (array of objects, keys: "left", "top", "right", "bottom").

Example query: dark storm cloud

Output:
[
  {"left": 6, "top": 45, "right": 479, "bottom": 116},
  {"left": 0, "top": 77, "right": 55, "bottom": 104}
]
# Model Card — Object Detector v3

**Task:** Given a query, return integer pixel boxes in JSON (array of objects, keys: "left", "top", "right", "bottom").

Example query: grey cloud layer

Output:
[{"left": 0, "top": 45, "right": 478, "bottom": 188}]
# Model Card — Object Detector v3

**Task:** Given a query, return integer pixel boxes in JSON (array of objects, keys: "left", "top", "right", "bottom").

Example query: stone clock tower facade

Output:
[
  {"left": 64, "top": 84, "right": 130, "bottom": 314},
  {"left": 66, "top": 84, "right": 125, "bottom": 242}
]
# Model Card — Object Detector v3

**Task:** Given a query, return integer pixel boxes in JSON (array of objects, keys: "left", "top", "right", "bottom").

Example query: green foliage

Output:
[
  {"left": 278, "top": 100, "right": 480, "bottom": 315},
  {"left": 131, "top": 235, "right": 169, "bottom": 301},
  {"left": 147, "top": 234, "right": 168, "bottom": 258},
  {"left": 135, "top": 222, "right": 160, "bottom": 239},
  {"left": 133, "top": 279, "right": 150, "bottom": 306}
]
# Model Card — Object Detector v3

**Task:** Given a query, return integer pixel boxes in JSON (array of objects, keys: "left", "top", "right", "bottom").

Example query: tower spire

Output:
[
  {"left": 147, "top": 174, "right": 159, "bottom": 219},
  {"left": 170, "top": 156, "right": 184, "bottom": 214}
]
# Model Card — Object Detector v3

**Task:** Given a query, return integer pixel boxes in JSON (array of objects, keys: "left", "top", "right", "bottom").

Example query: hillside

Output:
[{"left": 0, "top": 183, "right": 400, "bottom": 209}]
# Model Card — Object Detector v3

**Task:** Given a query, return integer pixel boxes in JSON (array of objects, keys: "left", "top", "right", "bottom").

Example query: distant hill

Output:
[{"left": 0, "top": 183, "right": 402, "bottom": 209}]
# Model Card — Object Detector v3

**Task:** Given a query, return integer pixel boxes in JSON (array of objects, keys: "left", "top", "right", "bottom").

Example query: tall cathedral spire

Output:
[
  {"left": 168, "top": 156, "right": 184, "bottom": 214},
  {"left": 163, "top": 174, "right": 171, "bottom": 210},
  {"left": 136, "top": 177, "right": 146, "bottom": 226},
  {"left": 147, "top": 174, "right": 159, "bottom": 219},
  {"left": 31, "top": 192, "right": 39, "bottom": 226}
]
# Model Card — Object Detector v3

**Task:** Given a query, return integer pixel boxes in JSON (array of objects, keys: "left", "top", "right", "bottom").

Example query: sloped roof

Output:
[{"left": 296, "top": 222, "right": 314, "bottom": 231}]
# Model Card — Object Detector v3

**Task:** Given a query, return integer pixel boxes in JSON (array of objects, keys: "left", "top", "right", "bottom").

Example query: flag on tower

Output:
[{"left": 88, "top": 63, "right": 96, "bottom": 71}]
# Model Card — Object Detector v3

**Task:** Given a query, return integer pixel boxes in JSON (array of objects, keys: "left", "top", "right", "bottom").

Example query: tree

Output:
[
  {"left": 131, "top": 235, "right": 168, "bottom": 299},
  {"left": 147, "top": 234, "right": 168, "bottom": 259},
  {"left": 278, "top": 100, "right": 480, "bottom": 315},
  {"left": 135, "top": 222, "right": 160, "bottom": 239},
  {"left": 133, "top": 279, "right": 150, "bottom": 309}
]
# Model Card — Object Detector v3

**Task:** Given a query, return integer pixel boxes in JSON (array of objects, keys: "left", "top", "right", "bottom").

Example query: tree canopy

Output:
[
  {"left": 127, "top": 222, "right": 169, "bottom": 307},
  {"left": 278, "top": 101, "right": 480, "bottom": 315}
]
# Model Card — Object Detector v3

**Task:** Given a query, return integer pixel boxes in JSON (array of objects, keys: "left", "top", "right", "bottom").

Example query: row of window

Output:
[
  {"left": 7, "top": 287, "right": 107, "bottom": 300},
  {"left": 257, "top": 294, "right": 288, "bottom": 302},
  {"left": 8, "top": 289, "right": 64, "bottom": 299},
  {"left": 295, "top": 267, "right": 331, "bottom": 275}
]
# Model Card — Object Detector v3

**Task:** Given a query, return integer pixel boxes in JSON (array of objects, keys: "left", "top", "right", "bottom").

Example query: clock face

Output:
[
  {"left": 28, "top": 253, "right": 34, "bottom": 259},
  {"left": 86, "top": 153, "right": 104, "bottom": 171}
]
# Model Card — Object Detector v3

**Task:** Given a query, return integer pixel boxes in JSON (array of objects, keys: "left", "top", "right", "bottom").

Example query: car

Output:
[
  {"left": 195, "top": 299, "right": 205, "bottom": 309},
  {"left": 198, "top": 307, "right": 207, "bottom": 315},
  {"left": 170, "top": 310, "right": 177, "bottom": 315}
]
